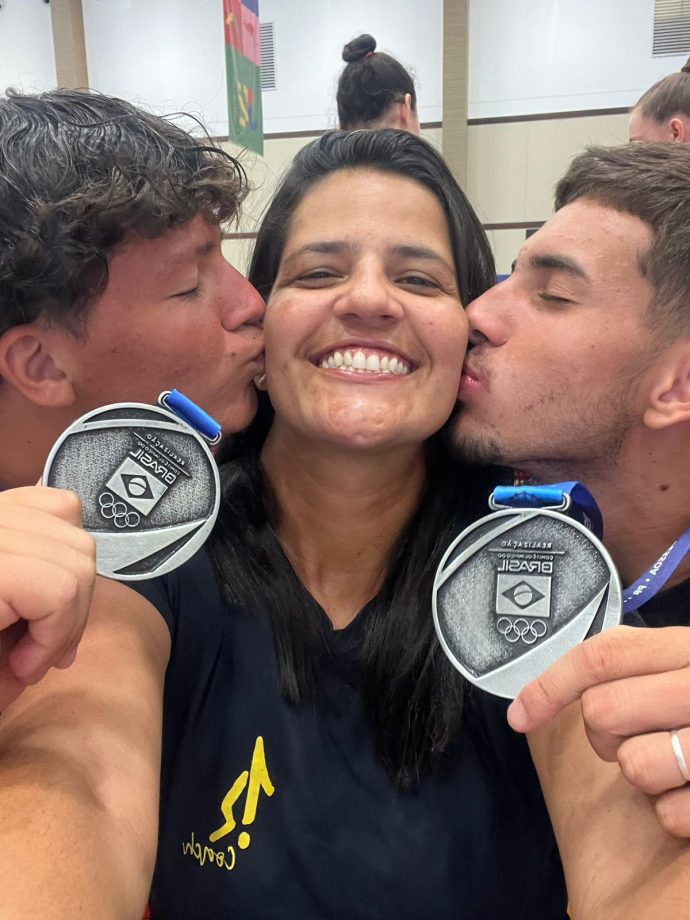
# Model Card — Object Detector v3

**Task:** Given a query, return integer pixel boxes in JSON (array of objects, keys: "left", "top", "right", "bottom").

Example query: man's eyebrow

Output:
[{"left": 529, "top": 253, "right": 591, "bottom": 282}]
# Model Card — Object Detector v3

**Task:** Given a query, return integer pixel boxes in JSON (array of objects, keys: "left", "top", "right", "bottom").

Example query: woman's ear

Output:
[
  {"left": 0, "top": 324, "right": 77, "bottom": 408},
  {"left": 399, "top": 94, "right": 421, "bottom": 135}
]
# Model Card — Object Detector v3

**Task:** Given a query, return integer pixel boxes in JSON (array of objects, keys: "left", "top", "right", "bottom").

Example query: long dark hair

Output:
[{"left": 209, "top": 130, "right": 499, "bottom": 788}]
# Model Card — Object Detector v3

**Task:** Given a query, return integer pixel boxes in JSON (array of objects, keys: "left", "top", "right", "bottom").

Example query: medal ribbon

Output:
[
  {"left": 158, "top": 389, "right": 222, "bottom": 444},
  {"left": 491, "top": 481, "right": 603, "bottom": 537}
]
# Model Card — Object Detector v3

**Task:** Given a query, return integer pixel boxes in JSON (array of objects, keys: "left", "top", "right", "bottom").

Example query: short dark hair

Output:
[
  {"left": 634, "top": 56, "right": 690, "bottom": 123},
  {"left": 554, "top": 141, "right": 690, "bottom": 336},
  {"left": 0, "top": 88, "right": 247, "bottom": 336},
  {"left": 336, "top": 34, "right": 417, "bottom": 130},
  {"left": 249, "top": 128, "right": 495, "bottom": 308}
]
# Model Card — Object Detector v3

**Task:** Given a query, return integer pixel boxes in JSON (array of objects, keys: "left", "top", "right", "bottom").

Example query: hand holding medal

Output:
[{"left": 433, "top": 483, "right": 623, "bottom": 699}]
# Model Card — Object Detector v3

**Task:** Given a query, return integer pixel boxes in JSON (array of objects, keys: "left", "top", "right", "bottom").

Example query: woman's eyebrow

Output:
[
  {"left": 280, "top": 240, "right": 352, "bottom": 267},
  {"left": 391, "top": 244, "right": 455, "bottom": 274}
]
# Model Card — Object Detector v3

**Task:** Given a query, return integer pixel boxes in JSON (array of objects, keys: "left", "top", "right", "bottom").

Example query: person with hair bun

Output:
[
  {"left": 629, "top": 56, "right": 690, "bottom": 141},
  {"left": 336, "top": 33, "right": 420, "bottom": 134}
]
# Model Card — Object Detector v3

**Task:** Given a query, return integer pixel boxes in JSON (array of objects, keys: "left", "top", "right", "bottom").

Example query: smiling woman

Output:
[{"left": 123, "top": 130, "right": 569, "bottom": 919}]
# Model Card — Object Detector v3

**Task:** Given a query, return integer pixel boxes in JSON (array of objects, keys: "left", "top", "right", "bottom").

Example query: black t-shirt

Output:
[{"left": 131, "top": 550, "right": 567, "bottom": 919}]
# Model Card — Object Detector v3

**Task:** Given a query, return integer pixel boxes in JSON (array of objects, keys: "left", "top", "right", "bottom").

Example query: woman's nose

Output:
[{"left": 333, "top": 265, "right": 404, "bottom": 325}]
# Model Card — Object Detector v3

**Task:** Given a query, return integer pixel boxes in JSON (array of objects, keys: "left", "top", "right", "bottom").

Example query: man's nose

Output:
[
  {"left": 465, "top": 284, "right": 509, "bottom": 347},
  {"left": 221, "top": 263, "right": 265, "bottom": 332}
]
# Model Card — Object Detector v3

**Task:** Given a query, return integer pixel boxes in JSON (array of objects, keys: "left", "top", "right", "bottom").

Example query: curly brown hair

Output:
[{"left": 0, "top": 89, "right": 248, "bottom": 337}]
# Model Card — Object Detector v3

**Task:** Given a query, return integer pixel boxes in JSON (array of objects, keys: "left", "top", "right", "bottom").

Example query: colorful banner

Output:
[{"left": 224, "top": 0, "right": 263, "bottom": 155}]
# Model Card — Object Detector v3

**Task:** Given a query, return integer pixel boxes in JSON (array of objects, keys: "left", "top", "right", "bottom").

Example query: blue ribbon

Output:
[
  {"left": 491, "top": 481, "right": 603, "bottom": 538},
  {"left": 157, "top": 389, "right": 222, "bottom": 444}
]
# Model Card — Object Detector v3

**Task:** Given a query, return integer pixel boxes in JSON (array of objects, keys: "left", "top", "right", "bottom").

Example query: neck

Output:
[
  {"left": 261, "top": 423, "right": 427, "bottom": 628},
  {"left": 523, "top": 428, "right": 690, "bottom": 587},
  {"left": 0, "top": 393, "right": 75, "bottom": 489}
]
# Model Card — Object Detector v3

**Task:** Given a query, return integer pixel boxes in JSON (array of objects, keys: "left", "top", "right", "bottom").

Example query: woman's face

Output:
[{"left": 264, "top": 168, "right": 467, "bottom": 452}]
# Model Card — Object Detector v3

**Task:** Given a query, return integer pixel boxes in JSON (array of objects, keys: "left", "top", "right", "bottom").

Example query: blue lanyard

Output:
[
  {"left": 493, "top": 483, "right": 690, "bottom": 615},
  {"left": 622, "top": 527, "right": 690, "bottom": 613}
]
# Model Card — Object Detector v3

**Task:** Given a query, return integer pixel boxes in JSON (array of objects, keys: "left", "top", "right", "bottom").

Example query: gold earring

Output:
[{"left": 254, "top": 372, "right": 267, "bottom": 391}]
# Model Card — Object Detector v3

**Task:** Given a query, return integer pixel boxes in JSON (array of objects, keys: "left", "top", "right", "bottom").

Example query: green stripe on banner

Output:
[{"left": 226, "top": 48, "right": 263, "bottom": 154}]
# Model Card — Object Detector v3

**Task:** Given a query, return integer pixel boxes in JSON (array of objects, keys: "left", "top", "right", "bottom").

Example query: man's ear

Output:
[
  {"left": 644, "top": 343, "right": 690, "bottom": 429},
  {"left": 0, "top": 324, "right": 77, "bottom": 408}
]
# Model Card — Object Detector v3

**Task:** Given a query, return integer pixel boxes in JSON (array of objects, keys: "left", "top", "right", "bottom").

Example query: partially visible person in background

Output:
[
  {"left": 629, "top": 56, "right": 690, "bottom": 141},
  {"left": 336, "top": 33, "right": 420, "bottom": 134}
]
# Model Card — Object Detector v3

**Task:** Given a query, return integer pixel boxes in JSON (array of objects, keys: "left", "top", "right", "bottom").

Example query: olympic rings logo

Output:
[
  {"left": 98, "top": 491, "right": 141, "bottom": 529},
  {"left": 496, "top": 616, "right": 547, "bottom": 645}
]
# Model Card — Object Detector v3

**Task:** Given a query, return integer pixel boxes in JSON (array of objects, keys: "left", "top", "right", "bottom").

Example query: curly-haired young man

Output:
[{"left": 0, "top": 89, "right": 264, "bottom": 489}]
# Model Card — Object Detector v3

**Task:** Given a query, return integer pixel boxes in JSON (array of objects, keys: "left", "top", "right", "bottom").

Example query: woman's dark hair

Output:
[
  {"left": 209, "top": 130, "right": 499, "bottom": 789},
  {"left": 337, "top": 34, "right": 417, "bottom": 130},
  {"left": 250, "top": 129, "right": 495, "bottom": 307},
  {"left": 634, "top": 56, "right": 690, "bottom": 123}
]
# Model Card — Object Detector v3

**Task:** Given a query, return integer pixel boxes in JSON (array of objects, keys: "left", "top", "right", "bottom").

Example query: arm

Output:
[
  {"left": 0, "top": 485, "right": 96, "bottom": 710},
  {"left": 0, "top": 576, "right": 170, "bottom": 919},
  {"left": 528, "top": 703, "right": 690, "bottom": 920},
  {"left": 512, "top": 626, "right": 690, "bottom": 919}
]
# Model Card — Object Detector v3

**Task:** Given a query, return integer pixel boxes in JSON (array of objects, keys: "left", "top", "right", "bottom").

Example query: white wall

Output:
[
  {"left": 7, "top": 1, "right": 686, "bottom": 134},
  {"left": 0, "top": 0, "right": 56, "bottom": 93},
  {"left": 81, "top": 0, "right": 442, "bottom": 135},
  {"left": 469, "top": 0, "right": 690, "bottom": 118},
  {"left": 82, "top": 0, "right": 229, "bottom": 133},
  {"left": 260, "top": 0, "right": 442, "bottom": 132}
]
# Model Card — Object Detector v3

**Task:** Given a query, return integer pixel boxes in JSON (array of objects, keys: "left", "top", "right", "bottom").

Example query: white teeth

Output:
[{"left": 318, "top": 348, "right": 411, "bottom": 376}]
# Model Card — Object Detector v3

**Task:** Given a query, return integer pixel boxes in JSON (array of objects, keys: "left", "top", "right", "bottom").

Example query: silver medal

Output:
[
  {"left": 433, "top": 508, "right": 622, "bottom": 698},
  {"left": 43, "top": 402, "right": 220, "bottom": 580}
]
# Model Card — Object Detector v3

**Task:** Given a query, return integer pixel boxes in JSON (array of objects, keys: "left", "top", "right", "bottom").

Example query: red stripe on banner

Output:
[{"left": 223, "top": 0, "right": 260, "bottom": 66}]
